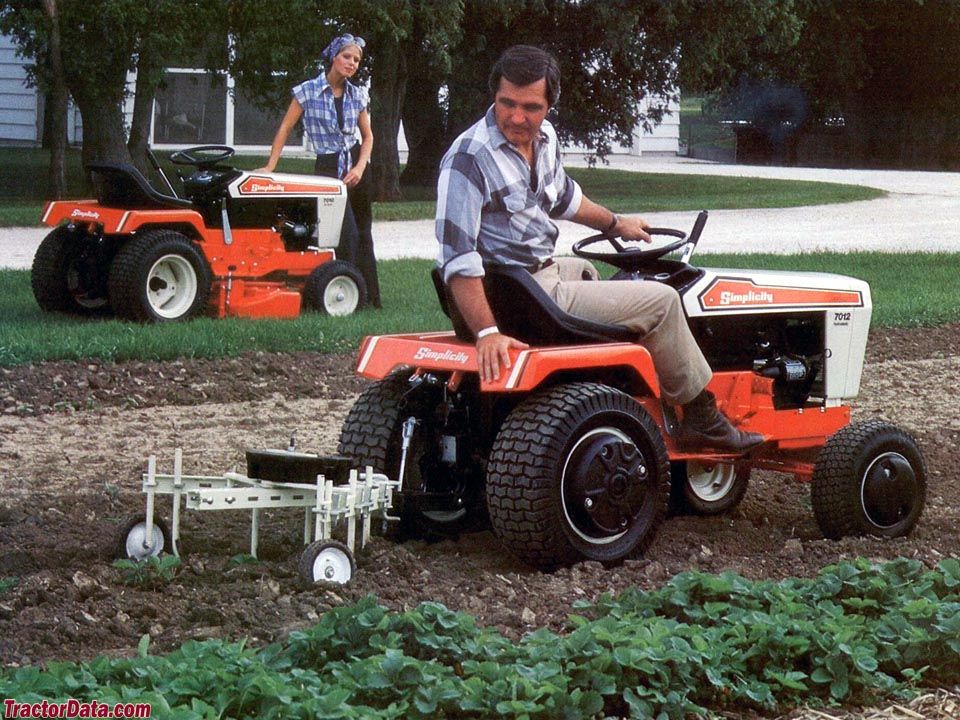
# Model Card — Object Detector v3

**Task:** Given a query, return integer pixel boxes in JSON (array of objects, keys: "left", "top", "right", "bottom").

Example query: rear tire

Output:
[
  {"left": 486, "top": 383, "right": 669, "bottom": 569},
  {"left": 811, "top": 420, "right": 926, "bottom": 539},
  {"left": 338, "top": 371, "right": 485, "bottom": 539},
  {"left": 31, "top": 226, "right": 110, "bottom": 315},
  {"left": 302, "top": 260, "right": 366, "bottom": 316},
  {"left": 108, "top": 229, "right": 211, "bottom": 322}
]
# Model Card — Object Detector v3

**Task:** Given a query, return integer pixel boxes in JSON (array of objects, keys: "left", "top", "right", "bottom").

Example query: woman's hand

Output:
[{"left": 342, "top": 163, "right": 365, "bottom": 188}]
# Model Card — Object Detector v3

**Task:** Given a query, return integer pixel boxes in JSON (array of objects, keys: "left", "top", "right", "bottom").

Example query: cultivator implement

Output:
[{"left": 118, "top": 448, "right": 399, "bottom": 584}]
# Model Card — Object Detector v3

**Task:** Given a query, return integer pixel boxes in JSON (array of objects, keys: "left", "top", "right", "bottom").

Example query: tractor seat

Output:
[
  {"left": 431, "top": 264, "right": 636, "bottom": 345},
  {"left": 87, "top": 162, "right": 195, "bottom": 210}
]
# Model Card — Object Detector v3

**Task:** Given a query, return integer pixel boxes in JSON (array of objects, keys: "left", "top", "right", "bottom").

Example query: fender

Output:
[
  {"left": 356, "top": 332, "right": 663, "bottom": 395},
  {"left": 42, "top": 201, "right": 206, "bottom": 236}
]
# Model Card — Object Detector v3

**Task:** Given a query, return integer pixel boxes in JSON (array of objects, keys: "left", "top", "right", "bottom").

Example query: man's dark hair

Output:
[{"left": 488, "top": 45, "right": 561, "bottom": 106}]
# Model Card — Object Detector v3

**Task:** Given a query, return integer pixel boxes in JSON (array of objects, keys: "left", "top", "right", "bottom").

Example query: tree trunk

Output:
[
  {"left": 399, "top": 75, "right": 444, "bottom": 189},
  {"left": 73, "top": 91, "right": 132, "bottom": 185},
  {"left": 41, "top": 0, "right": 68, "bottom": 199},
  {"left": 369, "top": 34, "right": 407, "bottom": 202},
  {"left": 127, "top": 51, "right": 160, "bottom": 174}
]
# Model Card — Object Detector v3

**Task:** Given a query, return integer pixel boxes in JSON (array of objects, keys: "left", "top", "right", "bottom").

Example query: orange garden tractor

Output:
[
  {"left": 338, "top": 212, "right": 926, "bottom": 569},
  {"left": 32, "top": 145, "right": 367, "bottom": 322}
]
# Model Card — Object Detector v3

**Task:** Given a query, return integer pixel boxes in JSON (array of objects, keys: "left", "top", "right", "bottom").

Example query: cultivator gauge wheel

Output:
[
  {"left": 117, "top": 514, "right": 170, "bottom": 561},
  {"left": 299, "top": 540, "right": 355, "bottom": 584}
]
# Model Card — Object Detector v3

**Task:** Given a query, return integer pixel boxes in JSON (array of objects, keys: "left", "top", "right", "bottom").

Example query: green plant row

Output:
[{"left": 3, "top": 558, "right": 959, "bottom": 719}]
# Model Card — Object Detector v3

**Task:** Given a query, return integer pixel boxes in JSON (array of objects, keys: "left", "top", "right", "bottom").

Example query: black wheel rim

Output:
[
  {"left": 860, "top": 451, "right": 918, "bottom": 528},
  {"left": 561, "top": 426, "right": 650, "bottom": 544}
]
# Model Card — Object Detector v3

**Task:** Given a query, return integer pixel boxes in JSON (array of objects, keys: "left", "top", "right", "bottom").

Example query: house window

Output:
[
  {"left": 153, "top": 70, "right": 227, "bottom": 144},
  {"left": 233, "top": 82, "right": 301, "bottom": 147}
]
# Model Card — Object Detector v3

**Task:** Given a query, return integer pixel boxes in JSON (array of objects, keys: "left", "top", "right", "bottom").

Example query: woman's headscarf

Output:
[{"left": 322, "top": 33, "right": 366, "bottom": 64}]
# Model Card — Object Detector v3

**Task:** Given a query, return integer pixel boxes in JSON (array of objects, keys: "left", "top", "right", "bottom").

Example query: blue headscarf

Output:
[{"left": 322, "top": 33, "right": 366, "bottom": 64}]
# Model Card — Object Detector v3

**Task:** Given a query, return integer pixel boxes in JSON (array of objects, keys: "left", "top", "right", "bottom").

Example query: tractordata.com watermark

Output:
[{"left": 3, "top": 699, "right": 151, "bottom": 719}]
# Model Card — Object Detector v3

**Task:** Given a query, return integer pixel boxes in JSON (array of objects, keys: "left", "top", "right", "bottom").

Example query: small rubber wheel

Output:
[
  {"left": 299, "top": 540, "right": 355, "bottom": 584},
  {"left": 811, "top": 419, "right": 926, "bottom": 539},
  {"left": 670, "top": 460, "right": 750, "bottom": 515},
  {"left": 302, "top": 261, "right": 367, "bottom": 316},
  {"left": 116, "top": 514, "right": 170, "bottom": 560}
]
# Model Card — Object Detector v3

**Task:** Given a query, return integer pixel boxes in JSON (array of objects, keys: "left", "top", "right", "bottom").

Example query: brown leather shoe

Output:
[{"left": 677, "top": 390, "right": 764, "bottom": 454}]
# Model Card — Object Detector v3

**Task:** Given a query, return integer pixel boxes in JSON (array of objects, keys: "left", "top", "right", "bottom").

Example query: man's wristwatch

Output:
[
  {"left": 476, "top": 325, "right": 499, "bottom": 339},
  {"left": 605, "top": 213, "right": 619, "bottom": 234}
]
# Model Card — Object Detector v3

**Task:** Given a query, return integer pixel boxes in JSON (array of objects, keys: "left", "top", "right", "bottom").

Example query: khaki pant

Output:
[{"left": 532, "top": 257, "right": 712, "bottom": 405}]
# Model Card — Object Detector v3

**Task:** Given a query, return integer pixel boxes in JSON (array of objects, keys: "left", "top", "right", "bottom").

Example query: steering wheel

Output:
[
  {"left": 169, "top": 145, "right": 235, "bottom": 169},
  {"left": 572, "top": 228, "right": 689, "bottom": 273}
]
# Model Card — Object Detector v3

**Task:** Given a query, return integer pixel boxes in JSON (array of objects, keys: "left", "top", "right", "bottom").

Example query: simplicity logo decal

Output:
[
  {"left": 699, "top": 277, "right": 862, "bottom": 311},
  {"left": 412, "top": 347, "right": 470, "bottom": 364}
]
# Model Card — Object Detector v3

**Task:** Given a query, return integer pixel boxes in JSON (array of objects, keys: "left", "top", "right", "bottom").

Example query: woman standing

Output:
[{"left": 259, "top": 33, "right": 381, "bottom": 308}]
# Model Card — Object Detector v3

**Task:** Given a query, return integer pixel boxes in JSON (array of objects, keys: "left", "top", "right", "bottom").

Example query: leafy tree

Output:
[
  {"left": 398, "top": 0, "right": 802, "bottom": 188},
  {"left": 1, "top": 0, "right": 222, "bottom": 188},
  {"left": 688, "top": 0, "right": 960, "bottom": 168}
]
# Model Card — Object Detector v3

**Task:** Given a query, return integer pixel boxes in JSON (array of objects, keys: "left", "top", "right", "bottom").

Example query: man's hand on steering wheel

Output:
[{"left": 613, "top": 214, "right": 653, "bottom": 243}]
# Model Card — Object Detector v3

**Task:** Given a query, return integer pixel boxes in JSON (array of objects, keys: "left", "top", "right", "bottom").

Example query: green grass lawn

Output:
[
  {"left": 0, "top": 147, "right": 883, "bottom": 226},
  {"left": 2, "top": 252, "right": 958, "bottom": 366}
]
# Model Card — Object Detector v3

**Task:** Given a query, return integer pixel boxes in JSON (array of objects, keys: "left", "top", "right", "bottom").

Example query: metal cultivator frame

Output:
[{"left": 119, "top": 449, "right": 399, "bottom": 584}]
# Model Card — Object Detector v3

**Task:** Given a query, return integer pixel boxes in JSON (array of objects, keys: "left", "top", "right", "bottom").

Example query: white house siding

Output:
[{"left": 0, "top": 34, "right": 39, "bottom": 143}]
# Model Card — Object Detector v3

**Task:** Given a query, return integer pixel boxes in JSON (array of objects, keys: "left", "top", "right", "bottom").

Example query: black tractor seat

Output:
[
  {"left": 432, "top": 264, "right": 636, "bottom": 345},
  {"left": 87, "top": 162, "right": 195, "bottom": 210}
]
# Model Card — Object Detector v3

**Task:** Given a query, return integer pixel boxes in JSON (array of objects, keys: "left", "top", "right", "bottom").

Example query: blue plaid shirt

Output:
[
  {"left": 436, "top": 107, "right": 582, "bottom": 283},
  {"left": 293, "top": 74, "right": 369, "bottom": 178}
]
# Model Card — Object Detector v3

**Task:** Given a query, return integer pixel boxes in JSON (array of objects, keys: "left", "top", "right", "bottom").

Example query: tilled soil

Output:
[{"left": 0, "top": 324, "right": 958, "bottom": 718}]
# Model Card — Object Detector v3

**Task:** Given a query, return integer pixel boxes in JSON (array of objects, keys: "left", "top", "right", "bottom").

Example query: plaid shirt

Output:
[
  {"left": 293, "top": 75, "right": 369, "bottom": 178},
  {"left": 436, "top": 107, "right": 582, "bottom": 283}
]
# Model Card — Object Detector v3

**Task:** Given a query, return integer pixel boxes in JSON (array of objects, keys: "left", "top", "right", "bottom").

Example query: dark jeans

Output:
[{"left": 315, "top": 146, "right": 381, "bottom": 308}]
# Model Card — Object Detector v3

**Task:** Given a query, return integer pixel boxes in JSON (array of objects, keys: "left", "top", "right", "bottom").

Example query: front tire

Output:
[
  {"left": 811, "top": 420, "right": 926, "bottom": 539},
  {"left": 302, "top": 260, "right": 366, "bottom": 316},
  {"left": 108, "top": 230, "right": 211, "bottom": 322},
  {"left": 670, "top": 460, "right": 750, "bottom": 515},
  {"left": 31, "top": 226, "right": 110, "bottom": 315},
  {"left": 486, "top": 383, "right": 669, "bottom": 569}
]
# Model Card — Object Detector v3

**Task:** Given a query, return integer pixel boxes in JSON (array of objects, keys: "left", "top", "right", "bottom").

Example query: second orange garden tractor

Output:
[{"left": 32, "top": 145, "right": 367, "bottom": 322}]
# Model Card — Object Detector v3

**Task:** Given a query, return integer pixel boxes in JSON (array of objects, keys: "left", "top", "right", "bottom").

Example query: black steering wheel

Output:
[
  {"left": 169, "top": 145, "right": 235, "bottom": 169},
  {"left": 572, "top": 228, "right": 689, "bottom": 273}
]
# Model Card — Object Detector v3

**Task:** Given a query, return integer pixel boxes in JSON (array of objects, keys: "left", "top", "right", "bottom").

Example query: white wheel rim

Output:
[
  {"left": 561, "top": 426, "right": 632, "bottom": 546},
  {"left": 311, "top": 546, "right": 353, "bottom": 584},
  {"left": 686, "top": 461, "right": 737, "bottom": 502},
  {"left": 323, "top": 276, "right": 360, "bottom": 316},
  {"left": 125, "top": 522, "right": 164, "bottom": 560},
  {"left": 147, "top": 254, "right": 197, "bottom": 319}
]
